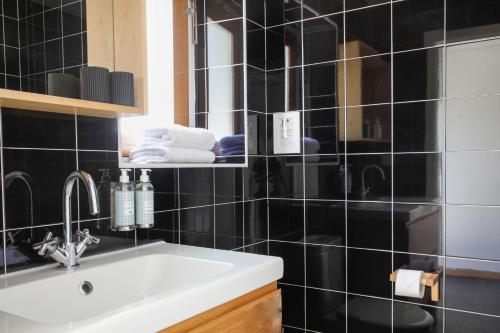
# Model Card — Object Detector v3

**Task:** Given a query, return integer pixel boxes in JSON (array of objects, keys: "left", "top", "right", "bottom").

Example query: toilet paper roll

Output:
[{"left": 395, "top": 269, "right": 425, "bottom": 299}]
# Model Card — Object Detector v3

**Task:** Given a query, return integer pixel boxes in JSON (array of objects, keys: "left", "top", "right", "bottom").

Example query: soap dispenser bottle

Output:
[
  {"left": 111, "top": 169, "right": 135, "bottom": 231},
  {"left": 135, "top": 169, "right": 154, "bottom": 229}
]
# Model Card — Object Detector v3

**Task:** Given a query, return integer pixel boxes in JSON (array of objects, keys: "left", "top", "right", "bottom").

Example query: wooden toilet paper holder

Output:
[{"left": 389, "top": 267, "right": 442, "bottom": 302}]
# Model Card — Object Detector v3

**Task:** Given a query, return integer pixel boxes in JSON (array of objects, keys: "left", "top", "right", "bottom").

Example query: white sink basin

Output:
[{"left": 0, "top": 242, "right": 283, "bottom": 333}]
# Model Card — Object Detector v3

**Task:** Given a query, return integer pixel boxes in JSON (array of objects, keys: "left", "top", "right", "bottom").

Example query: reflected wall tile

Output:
[
  {"left": 303, "top": 0, "right": 343, "bottom": 18},
  {"left": 179, "top": 168, "right": 214, "bottom": 208},
  {"left": 445, "top": 257, "right": 500, "bottom": 316},
  {"left": 77, "top": 151, "right": 118, "bottom": 220},
  {"left": 266, "top": 0, "right": 302, "bottom": 26},
  {"left": 394, "top": 253, "right": 443, "bottom": 306},
  {"left": 347, "top": 202, "right": 391, "bottom": 251},
  {"left": 347, "top": 248, "right": 392, "bottom": 298},
  {"left": 345, "top": 3, "right": 391, "bottom": 57},
  {"left": 304, "top": 157, "right": 345, "bottom": 200},
  {"left": 394, "top": 204, "right": 442, "bottom": 255},
  {"left": 2, "top": 109, "right": 75, "bottom": 149},
  {"left": 207, "top": 19, "right": 243, "bottom": 67},
  {"left": 243, "top": 240, "right": 268, "bottom": 255},
  {"left": 393, "top": 0, "right": 445, "bottom": 51},
  {"left": 304, "top": 62, "right": 344, "bottom": 110},
  {"left": 346, "top": 0, "right": 390, "bottom": 11},
  {"left": 268, "top": 199, "right": 304, "bottom": 242},
  {"left": 247, "top": 68, "right": 266, "bottom": 112},
  {"left": 247, "top": 112, "right": 266, "bottom": 155},
  {"left": 345, "top": 55, "right": 391, "bottom": 106},
  {"left": 147, "top": 229, "right": 177, "bottom": 244},
  {"left": 0, "top": 233, "right": 4, "bottom": 274},
  {"left": 393, "top": 48, "right": 443, "bottom": 102},
  {"left": 342, "top": 295, "right": 392, "bottom": 333},
  {"left": 445, "top": 309, "right": 500, "bottom": 333},
  {"left": 446, "top": 0, "right": 500, "bottom": 43},
  {"left": 306, "top": 244, "right": 345, "bottom": 291},
  {"left": 394, "top": 302, "right": 443, "bottom": 333},
  {"left": 447, "top": 95, "right": 500, "bottom": 151},
  {"left": 394, "top": 101, "right": 443, "bottom": 153},
  {"left": 446, "top": 151, "right": 500, "bottom": 206},
  {"left": 215, "top": 203, "right": 243, "bottom": 250},
  {"left": 393, "top": 153, "right": 441, "bottom": 204},
  {"left": 269, "top": 241, "right": 305, "bottom": 285},
  {"left": 304, "top": 108, "right": 344, "bottom": 154},
  {"left": 5, "top": 224, "right": 63, "bottom": 273},
  {"left": 244, "top": 200, "right": 267, "bottom": 245},
  {"left": 4, "top": 149, "right": 77, "bottom": 229},
  {"left": 207, "top": 65, "right": 244, "bottom": 112},
  {"left": 446, "top": 39, "right": 500, "bottom": 98},
  {"left": 303, "top": 13, "right": 344, "bottom": 65},
  {"left": 215, "top": 167, "right": 243, "bottom": 204},
  {"left": 195, "top": 24, "right": 206, "bottom": 69},
  {"left": 267, "top": 156, "right": 303, "bottom": 199},
  {"left": 305, "top": 200, "right": 345, "bottom": 245},
  {"left": 347, "top": 154, "right": 392, "bottom": 201},
  {"left": 244, "top": 157, "right": 267, "bottom": 200},
  {"left": 62, "top": 2, "right": 83, "bottom": 36},
  {"left": 266, "top": 23, "right": 302, "bottom": 70},
  {"left": 306, "top": 288, "right": 346, "bottom": 332},
  {"left": 179, "top": 206, "right": 214, "bottom": 248},
  {"left": 246, "top": 0, "right": 265, "bottom": 26},
  {"left": 267, "top": 67, "right": 303, "bottom": 113},
  {"left": 205, "top": 0, "right": 243, "bottom": 22},
  {"left": 346, "top": 105, "right": 392, "bottom": 154},
  {"left": 77, "top": 115, "right": 118, "bottom": 151},
  {"left": 446, "top": 205, "right": 500, "bottom": 261},
  {"left": 281, "top": 284, "right": 305, "bottom": 329},
  {"left": 194, "top": 69, "right": 207, "bottom": 113},
  {"left": 247, "top": 21, "right": 265, "bottom": 69}
]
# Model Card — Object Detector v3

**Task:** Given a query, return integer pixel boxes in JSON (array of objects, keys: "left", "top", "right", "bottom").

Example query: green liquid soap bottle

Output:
[{"left": 135, "top": 169, "right": 154, "bottom": 229}]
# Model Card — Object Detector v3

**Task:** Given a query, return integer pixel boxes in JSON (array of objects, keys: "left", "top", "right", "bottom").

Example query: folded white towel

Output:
[
  {"left": 130, "top": 146, "right": 215, "bottom": 164},
  {"left": 143, "top": 125, "right": 216, "bottom": 150}
]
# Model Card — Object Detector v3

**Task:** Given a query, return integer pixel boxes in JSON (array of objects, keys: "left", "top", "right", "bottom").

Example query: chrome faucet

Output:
[
  {"left": 360, "top": 164, "right": 386, "bottom": 198},
  {"left": 33, "top": 170, "right": 101, "bottom": 271}
]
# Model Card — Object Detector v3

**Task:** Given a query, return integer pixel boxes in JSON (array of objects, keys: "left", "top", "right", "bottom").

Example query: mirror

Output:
[{"left": 119, "top": 0, "right": 249, "bottom": 167}]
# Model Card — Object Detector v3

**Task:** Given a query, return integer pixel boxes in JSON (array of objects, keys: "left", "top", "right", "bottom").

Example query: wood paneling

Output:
[
  {"left": 173, "top": 0, "right": 190, "bottom": 126},
  {"left": 86, "top": 0, "right": 115, "bottom": 70},
  {"left": 160, "top": 283, "right": 282, "bottom": 333}
]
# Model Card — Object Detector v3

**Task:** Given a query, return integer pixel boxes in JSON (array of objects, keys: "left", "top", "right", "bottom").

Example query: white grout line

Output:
[{"left": 390, "top": 1, "right": 395, "bottom": 331}]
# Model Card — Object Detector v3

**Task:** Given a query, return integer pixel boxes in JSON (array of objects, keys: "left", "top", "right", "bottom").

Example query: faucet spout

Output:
[{"left": 361, "top": 164, "right": 386, "bottom": 198}]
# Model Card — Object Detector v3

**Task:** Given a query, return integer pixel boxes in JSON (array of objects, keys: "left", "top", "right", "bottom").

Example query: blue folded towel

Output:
[{"left": 220, "top": 134, "right": 245, "bottom": 149}]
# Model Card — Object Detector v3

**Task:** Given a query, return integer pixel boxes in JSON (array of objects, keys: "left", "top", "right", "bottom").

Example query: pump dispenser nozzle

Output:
[
  {"left": 119, "top": 169, "right": 131, "bottom": 183},
  {"left": 140, "top": 169, "right": 152, "bottom": 183}
]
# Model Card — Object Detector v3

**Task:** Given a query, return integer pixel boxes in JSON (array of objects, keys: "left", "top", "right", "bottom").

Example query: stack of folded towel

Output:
[
  {"left": 219, "top": 134, "right": 245, "bottom": 156},
  {"left": 129, "top": 125, "right": 216, "bottom": 164}
]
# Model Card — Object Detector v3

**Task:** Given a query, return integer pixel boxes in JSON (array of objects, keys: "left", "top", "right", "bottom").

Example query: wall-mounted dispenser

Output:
[{"left": 111, "top": 169, "right": 135, "bottom": 231}]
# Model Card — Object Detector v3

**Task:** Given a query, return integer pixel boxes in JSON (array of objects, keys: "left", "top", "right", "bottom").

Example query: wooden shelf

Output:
[{"left": 0, "top": 89, "right": 143, "bottom": 117}]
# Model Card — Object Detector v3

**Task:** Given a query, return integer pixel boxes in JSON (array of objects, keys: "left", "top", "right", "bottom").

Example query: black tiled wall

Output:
[{"left": 260, "top": 0, "right": 500, "bottom": 332}]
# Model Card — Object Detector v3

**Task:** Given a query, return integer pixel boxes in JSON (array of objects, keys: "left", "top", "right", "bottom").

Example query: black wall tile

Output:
[
  {"left": 305, "top": 200, "right": 345, "bottom": 245},
  {"left": 306, "top": 288, "right": 346, "bottom": 331},
  {"left": 347, "top": 249, "right": 392, "bottom": 298},
  {"left": 269, "top": 199, "right": 304, "bottom": 241}
]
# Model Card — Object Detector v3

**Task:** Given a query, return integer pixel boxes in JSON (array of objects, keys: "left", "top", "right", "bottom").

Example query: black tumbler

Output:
[
  {"left": 48, "top": 73, "right": 79, "bottom": 98},
  {"left": 110, "top": 71, "right": 135, "bottom": 106},
  {"left": 80, "top": 66, "right": 110, "bottom": 103}
]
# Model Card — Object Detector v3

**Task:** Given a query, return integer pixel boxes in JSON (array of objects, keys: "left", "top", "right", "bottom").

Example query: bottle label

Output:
[
  {"left": 114, "top": 191, "right": 135, "bottom": 226},
  {"left": 136, "top": 191, "right": 154, "bottom": 226}
]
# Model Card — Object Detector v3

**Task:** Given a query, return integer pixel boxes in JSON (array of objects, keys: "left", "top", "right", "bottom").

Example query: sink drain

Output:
[{"left": 79, "top": 281, "right": 93, "bottom": 295}]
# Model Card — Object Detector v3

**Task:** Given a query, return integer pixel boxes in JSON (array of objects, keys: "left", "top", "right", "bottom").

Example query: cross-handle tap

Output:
[{"left": 32, "top": 170, "right": 100, "bottom": 271}]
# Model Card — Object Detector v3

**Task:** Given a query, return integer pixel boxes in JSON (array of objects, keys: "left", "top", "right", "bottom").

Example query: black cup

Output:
[
  {"left": 80, "top": 66, "right": 110, "bottom": 103},
  {"left": 48, "top": 73, "right": 79, "bottom": 99},
  {"left": 110, "top": 71, "right": 134, "bottom": 106}
]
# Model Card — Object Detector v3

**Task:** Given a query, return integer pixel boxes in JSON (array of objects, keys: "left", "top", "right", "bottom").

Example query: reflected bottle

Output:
[{"left": 97, "top": 169, "right": 111, "bottom": 230}]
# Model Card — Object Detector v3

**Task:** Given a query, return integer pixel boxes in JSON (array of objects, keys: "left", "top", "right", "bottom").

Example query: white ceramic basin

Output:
[{"left": 0, "top": 242, "right": 283, "bottom": 333}]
